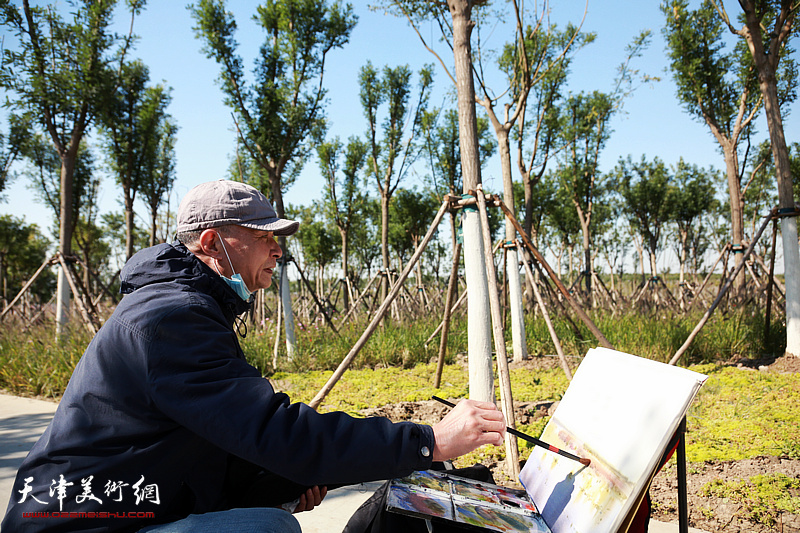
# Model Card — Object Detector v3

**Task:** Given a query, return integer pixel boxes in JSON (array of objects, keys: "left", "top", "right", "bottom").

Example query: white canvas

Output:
[{"left": 519, "top": 347, "right": 707, "bottom": 533}]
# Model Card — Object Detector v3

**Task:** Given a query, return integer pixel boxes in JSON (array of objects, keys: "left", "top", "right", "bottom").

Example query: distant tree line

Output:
[{"left": 0, "top": 0, "right": 797, "bottom": 338}]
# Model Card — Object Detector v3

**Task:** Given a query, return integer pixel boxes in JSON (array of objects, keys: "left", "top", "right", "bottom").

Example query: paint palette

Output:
[{"left": 387, "top": 470, "right": 551, "bottom": 532}]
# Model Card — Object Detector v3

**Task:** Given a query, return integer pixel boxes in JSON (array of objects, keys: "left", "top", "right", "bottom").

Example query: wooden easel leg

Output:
[{"left": 677, "top": 417, "right": 689, "bottom": 533}]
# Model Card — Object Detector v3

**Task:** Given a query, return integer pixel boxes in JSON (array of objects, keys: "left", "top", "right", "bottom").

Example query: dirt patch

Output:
[
  {"left": 765, "top": 354, "right": 800, "bottom": 374},
  {"left": 733, "top": 353, "right": 800, "bottom": 374},
  {"left": 362, "top": 391, "right": 799, "bottom": 532},
  {"left": 649, "top": 457, "right": 800, "bottom": 533}
]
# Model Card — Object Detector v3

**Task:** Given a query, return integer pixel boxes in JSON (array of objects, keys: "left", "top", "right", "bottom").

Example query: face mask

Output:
[{"left": 213, "top": 232, "right": 253, "bottom": 302}]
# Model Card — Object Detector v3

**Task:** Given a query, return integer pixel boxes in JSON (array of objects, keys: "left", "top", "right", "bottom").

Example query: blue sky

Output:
[{"left": 2, "top": 0, "right": 798, "bottom": 268}]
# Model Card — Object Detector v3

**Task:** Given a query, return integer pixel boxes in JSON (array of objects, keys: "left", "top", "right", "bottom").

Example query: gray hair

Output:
[{"left": 176, "top": 225, "right": 234, "bottom": 247}]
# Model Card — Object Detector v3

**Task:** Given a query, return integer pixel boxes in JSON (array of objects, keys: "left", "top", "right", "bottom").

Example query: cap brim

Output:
[{"left": 240, "top": 218, "right": 300, "bottom": 236}]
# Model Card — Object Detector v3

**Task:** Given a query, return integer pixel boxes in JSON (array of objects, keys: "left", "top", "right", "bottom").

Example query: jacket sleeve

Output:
[{"left": 145, "top": 293, "right": 435, "bottom": 486}]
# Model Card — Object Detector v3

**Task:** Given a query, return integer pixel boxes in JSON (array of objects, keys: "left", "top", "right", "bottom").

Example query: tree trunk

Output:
[
  {"left": 738, "top": 1, "right": 800, "bottom": 356},
  {"left": 450, "top": 0, "right": 493, "bottom": 403},
  {"left": 721, "top": 141, "right": 746, "bottom": 291},
  {"left": 340, "top": 228, "right": 349, "bottom": 310},
  {"left": 149, "top": 204, "right": 158, "bottom": 247},
  {"left": 270, "top": 178, "right": 297, "bottom": 360},
  {"left": 494, "top": 125, "right": 527, "bottom": 362},
  {"left": 124, "top": 186, "right": 135, "bottom": 260},
  {"left": 380, "top": 192, "right": 391, "bottom": 303},
  {"left": 55, "top": 156, "right": 76, "bottom": 336}
]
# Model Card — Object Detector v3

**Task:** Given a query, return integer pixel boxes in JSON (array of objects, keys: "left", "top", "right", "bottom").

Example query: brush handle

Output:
[{"left": 431, "top": 396, "right": 591, "bottom": 467}]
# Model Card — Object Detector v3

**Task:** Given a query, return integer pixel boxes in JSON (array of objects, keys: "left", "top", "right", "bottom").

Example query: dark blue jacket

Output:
[{"left": 3, "top": 243, "right": 435, "bottom": 532}]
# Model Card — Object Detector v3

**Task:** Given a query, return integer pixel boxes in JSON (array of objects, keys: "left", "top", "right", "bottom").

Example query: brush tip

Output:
[{"left": 580, "top": 458, "right": 591, "bottom": 466}]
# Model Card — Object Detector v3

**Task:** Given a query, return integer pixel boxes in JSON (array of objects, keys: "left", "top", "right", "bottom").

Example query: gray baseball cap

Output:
[{"left": 176, "top": 180, "right": 299, "bottom": 236}]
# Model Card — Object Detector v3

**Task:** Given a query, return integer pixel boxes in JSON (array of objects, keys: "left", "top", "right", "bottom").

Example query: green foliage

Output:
[
  {"left": 388, "top": 187, "right": 440, "bottom": 262},
  {"left": 98, "top": 58, "right": 174, "bottom": 258},
  {"left": 524, "top": 307, "right": 780, "bottom": 366},
  {"left": 0, "top": 325, "right": 90, "bottom": 398},
  {"left": 688, "top": 365, "right": 800, "bottom": 462},
  {"left": 701, "top": 474, "right": 800, "bottom": 527},
  {"left": 190, "top": 0, "right": 357, "bottom": 201},
  {"left": 613, "top": 155, "right": 673, "bottom": 269},
  {"left": 0, "top": 214, "right": 53, "bottom": 302}
]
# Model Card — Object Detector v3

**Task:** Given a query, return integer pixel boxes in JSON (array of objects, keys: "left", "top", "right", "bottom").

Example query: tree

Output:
[
  {"left": 554, "top": 30, "right": 652, "bottom": 298},
  {"left": 360, "top": 61, "right": 433, "bottom": 301},
  {"left": 713, "top": 0, "right": 800, "bottom": 357},
  {"left": 0, "top": 114, "right": 33, "bottom": 197},
  {"left": 0, "top": 0, "right": 143, "bottom": 333},
  {"left": 373, "top": 0, "right": 505, "bottom": 406},
  {"left": 350, "top": 196, "right": 381, "bottom": 281},
  {"left": 662, "top": 0, "right": 763, "bottom": 291},
  {"left": 317, "top": 135, "right": 368, "bottom": 308},
  {"left": 476, "top": 13, "right": 592, "bottom": 361},
  {"left": 512, "top": 24, "right": 594, "bottom": 239},
  {"left": 614, "top": 155, "right": 673, "bottom": 278},
  {"left": 191, "top": 0, "right": 357, "bottom": 359},
  {"left": 296, "top": 206, "right": 340, "bottom": 298},
  {"left": 0, "top": 215, "right": 52, "bottom": 306},
  {"left": 668, "top": 159, "right": 719, "bottom": 286},
  {"left": 190, "top": 0, "right": 356, "bottom": 222},
  {"left": 99, "top": 59, "right": 173, "bottom": 259},
  {"left": 388, "top": 187, "right": 440, "bottom": 293},
  {"left": 140, "top": 117, "right": 178, "bottom": 247},
  {"left": 555, "top": 90, "right": 614, "bottom": 290}
]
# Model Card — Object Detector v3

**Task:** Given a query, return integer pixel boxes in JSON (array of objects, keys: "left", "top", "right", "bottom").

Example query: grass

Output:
[
  {"left": 701, "top": 474, "right": 800, "bottom": 527},
  {"left": 1, "top": 306, "right": 798, "bottom": 525}
]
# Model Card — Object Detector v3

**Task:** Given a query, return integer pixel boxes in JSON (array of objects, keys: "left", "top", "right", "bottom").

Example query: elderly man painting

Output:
[{"left": 3, "top": 180, "right": 505, "bottom": 533}]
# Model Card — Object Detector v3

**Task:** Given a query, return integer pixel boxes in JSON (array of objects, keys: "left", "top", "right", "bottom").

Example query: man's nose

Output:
[{"left": 273, "top": 239, "right": 283, "bottom": 258}]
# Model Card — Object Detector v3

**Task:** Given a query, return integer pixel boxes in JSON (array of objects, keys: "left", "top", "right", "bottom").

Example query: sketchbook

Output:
[
  {"left": 386, "top": 469, "right": 552, "bottom": 532},
  {"left": 518, "top": 347, "right": 708, "bottom": 532}
]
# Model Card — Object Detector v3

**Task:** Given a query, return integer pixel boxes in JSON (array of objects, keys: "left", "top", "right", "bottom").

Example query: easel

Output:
[{"left": 621, "top": 417, "right": 689, "bottom": 533}]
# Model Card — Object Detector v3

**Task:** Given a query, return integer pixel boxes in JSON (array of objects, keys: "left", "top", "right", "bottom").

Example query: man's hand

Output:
[
  {"left": 431, "top": 399, "right": 506, "bottom": 461},
  {"left": 293, "top": 485, "right": 327, "bottom": 513}
]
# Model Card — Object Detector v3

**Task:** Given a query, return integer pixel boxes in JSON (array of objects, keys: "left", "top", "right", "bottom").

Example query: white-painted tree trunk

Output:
[
  {"left": 278, "top": 263, "right": 297, "bottom": 361},
  {"left": 462, "top": 208, "right": 494, "bottom": 403},
  {"left": 782, "top": 217, "right": 800, "bottom": 356},
  {"left": 506, "top": 247, "right": 528, "bottom": 362},
  {"left": 55, "top": 266, "right": 71, "bottom": 337}
]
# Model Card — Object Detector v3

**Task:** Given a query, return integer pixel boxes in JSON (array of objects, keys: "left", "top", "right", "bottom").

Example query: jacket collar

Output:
[{"left": 120, "top": 242, "right": 253, "bottom": 321}]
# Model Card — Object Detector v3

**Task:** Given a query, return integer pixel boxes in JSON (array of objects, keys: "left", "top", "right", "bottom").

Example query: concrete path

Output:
[{"left": 0, "top": 393, "right": 704, "bottom": 532}]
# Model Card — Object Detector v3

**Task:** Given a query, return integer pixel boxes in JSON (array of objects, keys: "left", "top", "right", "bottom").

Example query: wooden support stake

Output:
[
  {"left": 57, "top": 254, "right": 99, "bottom": 335},
  {"left": 492, "top": 196, "right": 614, "bottom": 350},
  {"left": 338, "top": 271, "right": 380, "bottom": 326},
  {"left": 476, "top": 185, "right": 520, "bottom": 481},
  {"left": 765, "top": 218, "right": 778, "bottom": 344},
  {"left": 291, "top": 257, "right": 339, "bottom": 335},
  {"left": 1, "top": 255, "right": 55, "bottom": 321},
  {"left": 435, "top": 242, "right": 462, "bottom": 389},
  {"left": 670, "top": 208, "right": 774, "bottom": 365},
  {"left": 520, "top": 246, "right": 573, "bottom": 380},
  {"left": 425, "top": 289, "right": 468, "bottom": 347},
  {"left": 685, "top": 245, "right": 728, "bottom": 312},
  {"left": 309, "top": 199, "right": 450, "bottom": 410}
]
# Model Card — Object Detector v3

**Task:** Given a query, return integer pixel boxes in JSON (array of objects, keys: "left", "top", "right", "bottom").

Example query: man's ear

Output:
[{"left": 197, "top": 229, "right": 222, "bottom": 257}]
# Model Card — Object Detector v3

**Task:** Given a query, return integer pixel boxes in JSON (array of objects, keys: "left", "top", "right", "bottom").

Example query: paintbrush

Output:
[{"left": 431, "top": 395, "right": 591, "bottom": 467}]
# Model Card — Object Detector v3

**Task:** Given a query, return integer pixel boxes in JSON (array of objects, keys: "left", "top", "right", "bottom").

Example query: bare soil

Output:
[{"left": 360, "top": 355, "right": 800, "bottom": 532}]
